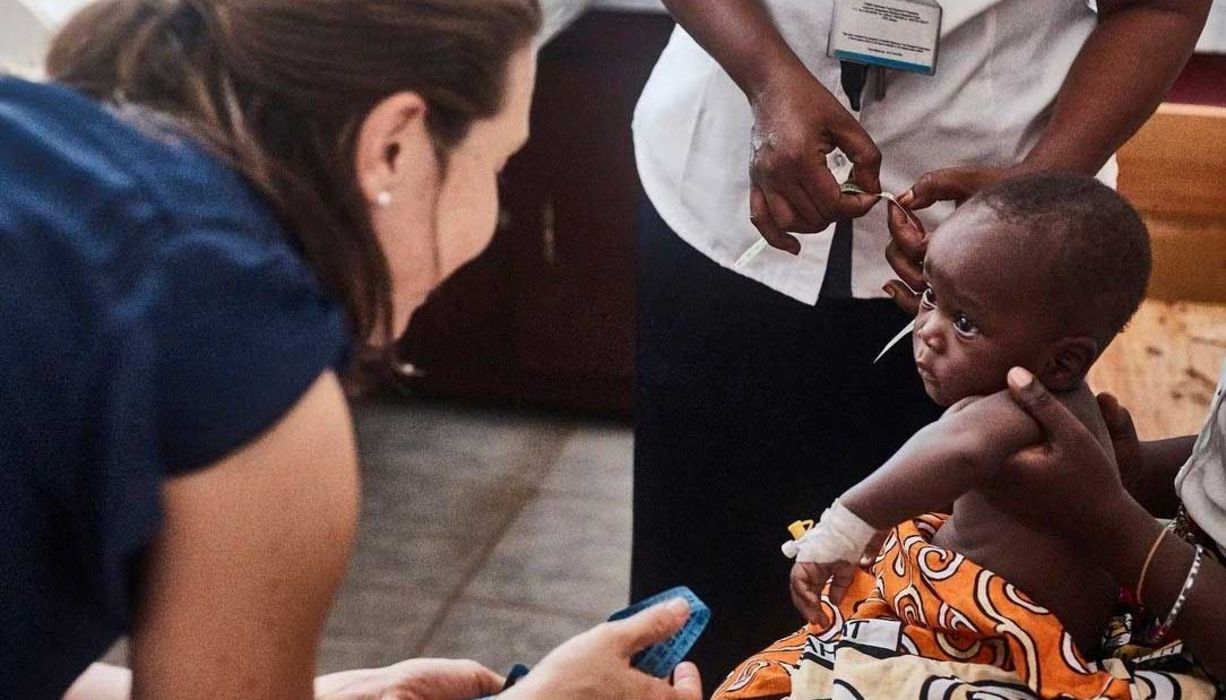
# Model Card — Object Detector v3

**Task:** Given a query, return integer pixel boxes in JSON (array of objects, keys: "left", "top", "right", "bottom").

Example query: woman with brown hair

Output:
[{"left": 0, "top": 1, "right": 703, "bottom": 698}]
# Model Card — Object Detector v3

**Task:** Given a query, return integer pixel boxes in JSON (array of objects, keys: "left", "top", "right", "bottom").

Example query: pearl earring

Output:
[{"left": 376, "top": 191, "right": 393, "bottom": 208}]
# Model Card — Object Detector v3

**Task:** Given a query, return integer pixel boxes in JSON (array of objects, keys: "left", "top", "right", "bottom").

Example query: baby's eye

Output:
[
  {"left": 920, "top": 287, "right": 936, "bottom": 309},
  {"left": 953, "top": 313, "right": 980, "bottom": 337}
]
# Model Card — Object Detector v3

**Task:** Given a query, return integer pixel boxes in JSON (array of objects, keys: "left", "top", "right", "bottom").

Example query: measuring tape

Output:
[
  {"left": 608, "top": 586, "right": 711, "bottom": 678},
  {"left": 734, "top": 182, "right": 921, "bottom": 270},
  {"left": 478, "top": 586, "right": 710, "bottom": 697}
]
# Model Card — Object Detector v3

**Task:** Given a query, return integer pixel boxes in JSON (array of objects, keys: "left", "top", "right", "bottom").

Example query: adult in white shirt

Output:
[{"left": 630, "top": 0, "right": 1210, "bottom": 679}]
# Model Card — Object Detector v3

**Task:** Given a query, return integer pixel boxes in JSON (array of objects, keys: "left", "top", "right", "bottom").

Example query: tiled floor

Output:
[
  {"left": 102, "top": 395, "right": 634, "bottom": 678},
  {"left": 318, "top": 395, "right": 634, "bottom": 675}
]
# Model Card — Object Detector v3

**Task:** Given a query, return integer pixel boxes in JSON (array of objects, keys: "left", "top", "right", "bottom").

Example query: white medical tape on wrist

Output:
[{"left": 781, "top": 500, "right": 877, "bottom": 564}]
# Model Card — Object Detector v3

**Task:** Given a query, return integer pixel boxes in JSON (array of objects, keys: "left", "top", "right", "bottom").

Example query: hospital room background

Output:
[{"left": 3, "top": 0, "right": 1225, "bottom": 678}]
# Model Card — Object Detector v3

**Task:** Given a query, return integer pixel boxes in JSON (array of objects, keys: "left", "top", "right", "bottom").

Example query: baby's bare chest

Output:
[{"left": 932, "top": 492, "right": 1118, "bottom": 654}]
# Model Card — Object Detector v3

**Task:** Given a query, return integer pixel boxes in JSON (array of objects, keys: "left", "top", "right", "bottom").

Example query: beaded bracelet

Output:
[{"left": 1152, "top": 544, "right": 1205, "bottom": 641}]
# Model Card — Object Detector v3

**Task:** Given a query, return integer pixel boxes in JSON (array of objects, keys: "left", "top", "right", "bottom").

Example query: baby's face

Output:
[{"left": 911, "top": 205, "right": 1054, "bottom": 407}]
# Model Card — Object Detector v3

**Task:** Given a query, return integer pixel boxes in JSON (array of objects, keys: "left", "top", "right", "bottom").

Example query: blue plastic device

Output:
[
  {"left": 477, "top": 586, "right": 710, "bottom": 698},
  {"left": 607, "top": 585, "right": 711, "bottom": 678}
]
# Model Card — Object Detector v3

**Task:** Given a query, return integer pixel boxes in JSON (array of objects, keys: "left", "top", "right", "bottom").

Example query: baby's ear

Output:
[{"left": 1039, "top": 336, "right": 1100, "bottom": 391}]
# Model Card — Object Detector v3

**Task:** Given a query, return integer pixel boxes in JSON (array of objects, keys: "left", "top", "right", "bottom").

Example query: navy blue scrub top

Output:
[{"left": 0, "top": 78, "right": 349, "bottom": 698}]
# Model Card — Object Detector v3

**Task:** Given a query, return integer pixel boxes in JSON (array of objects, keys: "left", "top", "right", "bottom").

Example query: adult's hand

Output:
[
  {"left": 1000, "top": 369, "right": 1226, "bottom": 681},
  {"left": 657, "top": 0, "right": 879, "bottom": 253},
  {"left": 1096, "top": 392, "right": 1145, "bottom": 495},
  {"left": 1098, "top": 392, "right": 1195, "bottom": 518},
  {"left": 748, "top": 67, "right": 882, "bottom": 254},
  {"left": 987, "top": 368, "right": 1136, "bottom": 544},
  {"left": 502, "top": 598, "right": 703, "bottom": 700},
  {"left": 315, "top": 659, "right": 504, "bottom": 700},
  {"left": 883, "top": 166, "right": 1012, "bottom": 314}
]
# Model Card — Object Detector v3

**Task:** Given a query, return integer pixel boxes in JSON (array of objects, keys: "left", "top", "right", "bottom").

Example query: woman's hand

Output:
[
  {"left": 1098, "top": 392, "right": 1196, "bottom": 517},
  {"left": 883, "top": 166, "right": 1013, "bottom": 314},
  {"left": 999, "top": 369, "right": 1226, "bottom": 679},
  {"left": 315, "top": 659, "right": 505, "bottom": 700},
  {"left": 747, "top": 67, "right": 882, "bottom": 254},
  {"left": 502, "top": 599, "right": 703, "bottom": 700},
  {"left": 988, "top": 368, "right": 1137, "bottom": 544},
  {"left": 1097, "top": 392, "right": 1145, "bottom": 494}
]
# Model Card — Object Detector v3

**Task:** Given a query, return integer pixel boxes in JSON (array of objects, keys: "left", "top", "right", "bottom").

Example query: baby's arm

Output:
[
  {"left": 789, "top": 390, "right": 1049, "bottom": 623},
  {"left": 786, "top": 390, "right": 1044, "bottom": 564},
  {"left": 840, "top": 390, "right": 1043, "bottom": 530}
]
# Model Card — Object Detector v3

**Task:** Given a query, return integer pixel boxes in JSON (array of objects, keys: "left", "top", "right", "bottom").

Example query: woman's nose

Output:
[{"left": 916, "top": 312, "right": 946, "bottom": 353}]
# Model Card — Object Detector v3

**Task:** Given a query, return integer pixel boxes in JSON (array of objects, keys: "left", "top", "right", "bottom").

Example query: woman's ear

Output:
[
  {"left": 354, "top": 92, "right": 433, "bottom": 207},
  {"left": 1038, "top": 336, "right": 1100, "bottom": 391}
]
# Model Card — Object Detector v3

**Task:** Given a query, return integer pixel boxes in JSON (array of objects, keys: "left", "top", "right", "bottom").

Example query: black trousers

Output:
[{"left": 632, "top": 199, "right": 942, "bottom": 682}]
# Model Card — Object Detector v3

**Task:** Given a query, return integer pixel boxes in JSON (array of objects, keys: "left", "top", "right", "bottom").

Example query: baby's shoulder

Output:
[
  {"left": 942, "top": 382, "right": 1109, "bottom": 448},
  {"left": 944, "top": 381, "right": 1093, "bottom": 416},
  {"left": 941, "top": 390, "right": 1031, "bottom": 419},
  {"left": 943, "top": 394, "right": 987, "bottom": 415}
]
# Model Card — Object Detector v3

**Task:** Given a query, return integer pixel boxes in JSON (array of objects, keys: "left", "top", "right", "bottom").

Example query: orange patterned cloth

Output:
[{"left": 714, "top": 514, "right": 1215, "bottom": 700}]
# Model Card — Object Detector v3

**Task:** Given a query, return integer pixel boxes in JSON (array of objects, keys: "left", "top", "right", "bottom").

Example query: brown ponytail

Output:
[{"left": 46, "top": 0, "right": 541, "bottom": 349}]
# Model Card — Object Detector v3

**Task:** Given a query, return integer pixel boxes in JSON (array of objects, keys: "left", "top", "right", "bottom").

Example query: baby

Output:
[{"left": 785, "top": 172, "right": 1152, "bottom": 658}]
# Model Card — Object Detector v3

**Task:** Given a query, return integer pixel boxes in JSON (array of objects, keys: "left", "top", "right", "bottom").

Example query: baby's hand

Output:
[{"left": 789, "top": 559, "right": 858, "bottom": 627}]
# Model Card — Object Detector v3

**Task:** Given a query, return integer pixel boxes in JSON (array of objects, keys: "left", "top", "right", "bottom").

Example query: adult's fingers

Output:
[
  {"left": 373, "top": 659, "right": 505, "bottom": 698},
  {"left": 883, "top": 280, "right": 920, "bottom": 316},
  {"left": 764, "top": 190, "right": 799, "bottom": 232},
  {"left": 1097, "top": 392, "right": 1122, "bottom": 425},
  {"left": 751, "top": 142, "right": 826, "bottom": 232},
  {"left": 1006, "top": 368, "right": 1094, "bottom": 445},
  {"left": 445, "top": 660, "right": 506, "bottom": 697},
  {"left": 796, "top": 153, "right": 875, "bottom": 223},
  {"left": 778, "top": 174, "right": 826, "bottom": 231},
  {"left": 607, "top": 598, "right": 691, "bottom": 658},
  {"left": 833, "top": 189, "right": 881, "bottom": 220},
  {"left": 1097, "top": 393, "right": 1138, "bottom": 445},
  {"left": 796, "top": 153, "right": 841, "bottom": 227},
  {"left": 887, "top": 201, "right": 926, "bottom": 258},
  {"left": 898, "top": 168, "right": 989, "bottom": 211},
  {"left": 625, "top": 660, "right": 702, "bottom": 700},
  {"left": 885, "top": 241, "right": 924, "bottom": 293},
  {"left": 750, "top": 186, "right": 801, "bottom": 255},
  {"left": 671, "top": 662, "right": 703, "bottom": 700},
  {"left": 839, "top": 124, "right": 883, "bottom": 195}
]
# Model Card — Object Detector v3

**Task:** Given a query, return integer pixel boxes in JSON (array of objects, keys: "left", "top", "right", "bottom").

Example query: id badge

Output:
[{"left": 828, "top": 0, "right": 943, "bottom": 75}]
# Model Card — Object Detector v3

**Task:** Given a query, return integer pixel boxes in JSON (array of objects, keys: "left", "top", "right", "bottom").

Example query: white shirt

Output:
[
  {"left": 1197, "top": 0, "right": 1226, "bottom": 53},
  {"left": 633, "top": 0, "right": 1118, "bottom": 303},
  {"left": 0, "top": 0, "right": 55, "bottom": 79},
  {"left": 1177, "top": 359, "right": 1226, "bottom": 552}
]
